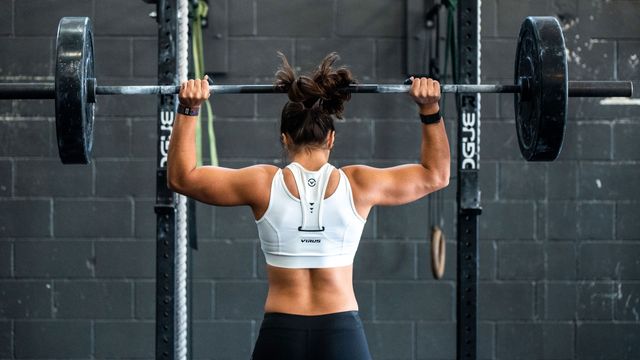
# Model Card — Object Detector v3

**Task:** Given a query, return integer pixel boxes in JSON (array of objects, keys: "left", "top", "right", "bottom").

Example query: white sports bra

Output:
[{"left": 255, "top": 162, "right": 367, "bottom": 268}]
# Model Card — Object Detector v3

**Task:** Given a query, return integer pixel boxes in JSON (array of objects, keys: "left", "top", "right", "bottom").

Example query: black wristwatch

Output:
[
  {"left": 177, "top": 104, "right": 200, "bottom": 116},
  {"left": 420, "top": 111, "right": 441, "bottom": 124}
]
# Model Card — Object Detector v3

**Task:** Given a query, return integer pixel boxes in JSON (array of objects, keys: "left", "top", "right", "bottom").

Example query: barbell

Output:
[{"left": 0, "top": 16, "right": 633, "bottom": 164}]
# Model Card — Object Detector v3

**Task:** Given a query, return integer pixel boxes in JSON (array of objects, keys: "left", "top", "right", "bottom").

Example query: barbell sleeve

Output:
[
  {"left": 0, "top": 83, "right": 56, "bottom": 99},
  {"left": 568, "top": 80, "right": 633, "bottom": 97}
]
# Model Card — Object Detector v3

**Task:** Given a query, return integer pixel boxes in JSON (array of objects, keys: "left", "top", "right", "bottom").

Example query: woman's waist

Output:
[{"left": 260, "top": 310, "right": 363, "bottom": 330}]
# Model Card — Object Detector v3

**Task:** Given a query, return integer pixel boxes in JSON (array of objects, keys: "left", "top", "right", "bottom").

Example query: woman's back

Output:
[{"left": 167, "top": 52, "right": 450, "bottom": 359}]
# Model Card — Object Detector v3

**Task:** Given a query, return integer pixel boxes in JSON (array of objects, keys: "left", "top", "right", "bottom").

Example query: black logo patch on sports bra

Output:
[{"left": 307, "top": 178, "right": 316, "bottom": 187}]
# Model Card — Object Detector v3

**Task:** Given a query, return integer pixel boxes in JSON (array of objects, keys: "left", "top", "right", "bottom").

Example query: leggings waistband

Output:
[{"left": 261, "top": 311, "right": 362, "bottom": 330}]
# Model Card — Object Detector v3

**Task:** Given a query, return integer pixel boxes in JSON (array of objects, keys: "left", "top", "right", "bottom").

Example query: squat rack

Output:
[{"left": 149, "top": 0, "right": 483, "bottom": 359}]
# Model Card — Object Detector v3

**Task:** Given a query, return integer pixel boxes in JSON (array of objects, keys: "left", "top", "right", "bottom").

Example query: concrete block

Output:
[
  {"left": 94, "top": 38, "right": 132, "bottom": 78},
  {"left": 578, "top": 202, "right": 614, "bottom": 240},
  {"left": 0, "top": 38, "right": 51, "bottom": 76},
  {"left": 363, "top": 322, "right": 413, "bottom": 359},
  {"left": 215, "top": 281, "right": 268, "bottom": 320},
  {"left": 14, "top": 320, "right": 91, "bottom": 358},
  {"left": 229, "top": 0, "right": 254, "bottom": 36},
  {"left": 614, "top": 282, "right": 640, "bottom": 321},
  {"left": 498, "top": 242, "right": 544, "bottom": 280},
  {"left": 376, "top": 282, "right": 453, "bottom": 320},
  {"left": 15, "top": 240, "right": 93, "bottom": 278},
  {"left": 577, "top": 323, "right": 640, "bottom": 359},
  {"left": 192, "top": 241, "right": 254, "bottom": 279},
  {"left": 214, "top": 119, "right": 280, "bottom": 159},
  {"left": 337, "top": 0, "right": 404, "bottom": 37},
  {"left": 95, "top": 321, "right": 154, "bottom": 358},
  {"left": 498, "top": 161, "right": 546, "bottom": 199},
  {"left": 373, "top": 120, "right": 422, "bottom": 159},
  {"left": 134, "top": 199, "right": 155, "bottom": 238},
  {"left": 576, "top": 0, "right": 640, "bottom": 39},
  {"left": 479, "top": 201, "right": 535, "bottom": 240},
  {"left": 0, "top": 160, "right": 12, "bottom": 196},
  {"left": 547, "top": 162, "right": 577, "bottom": 200},
  {"left": 0, "top": 1, "right": 11, "bottom": 35},
  {"left": 0, "top": 242, "right": 11, "bottom": 278},
  {"left": 214, "top": 206, "right": 259, "bottom": 239},
  {"left": 613, "top": 123, "right": 640, "bottom": 160},
  {"left": 92, "top": 117, "right": 132, "bottom": 158},
  {"left": 54, "top": 199, "right": 132, "bottom": 238},
  {"left": 131, "top": 119, "right": 156, "bottom": 158},
  {"left": 481, "top": 121, "right": 521, "bottom": 161},
  {"left": 496, "top": 1, "right": 549, "bottom": 37},
  {"left": 618, "top": 41, "right": 640, "bottom": 81},
  {"left": 565, "top": 38, "right": 615, "bottom": 81},
  {"left": 133, "top": 39, "right": 157, "bottom": 78},
  {"left": 377, "top": 200, "right": 429, "bottom": 239},
  {"left": 0, "top": 199, "right": 51, "bottom": 237},
  {"left": 578, "top": 243, "right": 640, "bottom": 280},
  {"left": 54, "top": 280, "right": 132, "bottom": 319},
  {"left": 376, "top": 40, "right": 405, "bottom": 80},
  {"left": 95, "top": 159, "right": 156, "bottom": 197},
  {"left": 0, "top": 281, "right": 51, "bottom": 318},
  {"left": 257, "top": 0, "right": 332, "bottom": 36},
  {"left": 546, "top": 241, "right": 578, "bottom": 280},
  {"left": 0, "top": 120, "right": 51, "bottom": 157},
  {"left": 15, "top": 0, "right": 92, "bottom": 35},
  {"left": 228, "top": 39, "right": 293, "bottom": 78},
  {"left": 577, "top": 282, "right": 614, "bottom": 320},
  {"left": 296, "top": 39, "right": 375, "bottom": 81},
  {"left": 192, "top": 321, "right": 253, "bottom": 359},
  {"left": 416, "top": 322, "right": 455, "bottom": 359},
  {"left": 354, "top": 242, "right": 415, "bottom": 280},
  {"left": 331, "top": 119, "right": 374, "bottom": 160},
  {"left": 95, "top": 241, "right": 155, "bottom": 278},
  {"left": 544, "top": 282, "right": 577, "bottom": 320},
  {"left": 617, "top": 202, "right": 640, "bottom": 240},
  {"left": 579, "top": 163, "right": 640, "bottom": 200},
  {"left": 0, "top": 321, "right": 10, "bottom": 358},
  {"left": 478, "top": 281, "right": 534, "bottom": 320},
  {"left": 94, "top": 0, "right": 156, "bottom": 36},
  {"left": 354, "top": 281, "right": 373, "bottom": 320},
  {"left": 497, "top": 322, "right": 575, "bottom": 360},
  {"left": 15, "top": 159, "right": 93, "bottom": 197},
  {"left": 547, "top": 201, "right": 578, "bottom": 240}
]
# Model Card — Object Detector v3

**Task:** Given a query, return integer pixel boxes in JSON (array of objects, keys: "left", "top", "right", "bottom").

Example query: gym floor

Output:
[{"left": 0, "top": 0, "right": 639, "bottom": 359}]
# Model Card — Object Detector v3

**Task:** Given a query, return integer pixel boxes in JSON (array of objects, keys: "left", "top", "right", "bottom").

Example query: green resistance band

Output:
[{"left": 191, "top": 0, "right": 219, "bottom": 167}]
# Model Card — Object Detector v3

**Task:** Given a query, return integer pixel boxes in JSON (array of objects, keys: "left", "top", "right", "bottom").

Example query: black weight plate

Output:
[
  {"left": 514, "top": 17, "right": 567, "bottom": 161},
  {"left": 55, "top": 17, "right": 95, "bottom": 164}
]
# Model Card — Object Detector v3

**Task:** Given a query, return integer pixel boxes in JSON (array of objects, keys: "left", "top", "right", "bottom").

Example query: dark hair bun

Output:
[{"left": 274, "top": 52, "right": 355, "bottom": 119}]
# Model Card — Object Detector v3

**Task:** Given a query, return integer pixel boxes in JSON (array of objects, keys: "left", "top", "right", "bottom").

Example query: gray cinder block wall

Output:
[{"left": 0, "top": 0, "right": 639, "bottom": 359}]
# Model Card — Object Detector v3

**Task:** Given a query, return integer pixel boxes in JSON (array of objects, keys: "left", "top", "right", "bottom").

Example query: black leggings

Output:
[{"left": 251, "top": 311, "right": 372, "bottom": 360}]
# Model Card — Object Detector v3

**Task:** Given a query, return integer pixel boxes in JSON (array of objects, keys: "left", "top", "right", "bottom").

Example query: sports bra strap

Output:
[{"left": 286, "top": 162, "right": 334, "bottom": 232}]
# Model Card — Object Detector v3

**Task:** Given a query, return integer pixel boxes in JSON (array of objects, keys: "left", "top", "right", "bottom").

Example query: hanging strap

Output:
[{"left": 287, "top": 162, "right": 334, "bottom": 232}]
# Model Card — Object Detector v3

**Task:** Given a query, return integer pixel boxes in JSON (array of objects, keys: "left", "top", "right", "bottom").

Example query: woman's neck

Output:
[{"left": 289, "top": 149, "right": 330, "bottom": 171}]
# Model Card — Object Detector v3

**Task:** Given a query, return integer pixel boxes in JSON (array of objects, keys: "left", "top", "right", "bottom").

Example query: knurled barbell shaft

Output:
[
  {"left": 94, "top": 83, "right": 523, "bottom": 95},
  {"left": 0, "top": 80, "right": 632, "bottom": 99}
]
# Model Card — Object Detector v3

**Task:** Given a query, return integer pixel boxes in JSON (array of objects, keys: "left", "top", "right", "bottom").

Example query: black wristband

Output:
[
  {"left": 420, "top": 111, "right": 441, "bottom": 124},
  {"left": 177, "top": 104, "right": 200, "bottom": 116}
]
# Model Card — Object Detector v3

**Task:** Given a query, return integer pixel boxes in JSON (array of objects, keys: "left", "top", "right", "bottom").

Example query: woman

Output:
[{"left": 168, "top": 53, "right": 450, "bottom": 360}]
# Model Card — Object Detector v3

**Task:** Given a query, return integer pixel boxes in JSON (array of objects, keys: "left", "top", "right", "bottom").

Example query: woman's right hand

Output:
[
  {"left": 409, "top": 77, "right": 441, "bottom": 115},
  {"left": 178, "top": 75, "right": 211, "bottom": 108}
]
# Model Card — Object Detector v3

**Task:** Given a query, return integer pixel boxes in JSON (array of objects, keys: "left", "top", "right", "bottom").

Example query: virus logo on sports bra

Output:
[{"left": 307, "top": 178, "right": 316, "bottom": 187}]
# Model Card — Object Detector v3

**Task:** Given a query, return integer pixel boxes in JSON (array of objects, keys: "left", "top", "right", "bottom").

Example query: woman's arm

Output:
[
  {"left": 167, "top": 77, "right": 273, "bottom": 207},
  {"left": 344, "top": 77, "right": 451, "bottom": 209}
]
